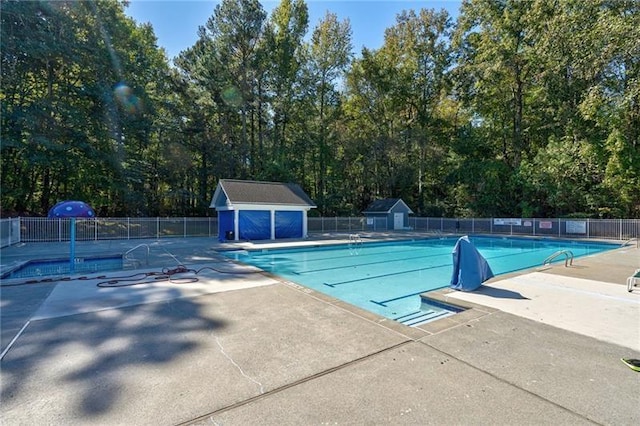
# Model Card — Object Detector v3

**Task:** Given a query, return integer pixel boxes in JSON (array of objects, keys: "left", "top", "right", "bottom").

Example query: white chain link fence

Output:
[{"left": 2, "top": 216, "right": 638, "bottom": 245}]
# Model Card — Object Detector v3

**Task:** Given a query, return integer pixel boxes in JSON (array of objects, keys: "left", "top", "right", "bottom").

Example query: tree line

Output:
[{"left": 2, "top": 0, "right": 638, "bottom": 218}]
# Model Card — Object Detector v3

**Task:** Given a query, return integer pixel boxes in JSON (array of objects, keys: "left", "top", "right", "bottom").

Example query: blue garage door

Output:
[
  {"left": 239, "top": 210, "right": 271, "bottom": 240},
  {"left": 275, "top": 211, "right": 303, "bottom": 238}
]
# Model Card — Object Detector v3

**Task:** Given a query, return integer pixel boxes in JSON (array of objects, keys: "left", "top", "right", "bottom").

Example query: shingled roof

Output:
[
  {"left": 211, "top": 179, "right": 316, "bottom": 208},
  {"left": 363, "top": 198, "right": 413, "bottom": 214}
]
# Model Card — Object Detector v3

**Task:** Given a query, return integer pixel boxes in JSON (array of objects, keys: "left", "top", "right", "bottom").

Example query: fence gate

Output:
[{"left": 0, "top": 218, "right": 21, "bottom": 248}]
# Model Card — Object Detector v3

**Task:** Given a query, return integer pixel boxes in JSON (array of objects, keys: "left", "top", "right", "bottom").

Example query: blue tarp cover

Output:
[
  {"left": 450, "top": 236, "right": 494, "bottom": 291},
  {"left": 239, "top": 210, "right": 271, "bottom": 240},
  {"left": 218, "top": 210, "right": 234, "bottom": 242},
  {"left": 275, "top": 211, "right": 303, "bottom": 238}
]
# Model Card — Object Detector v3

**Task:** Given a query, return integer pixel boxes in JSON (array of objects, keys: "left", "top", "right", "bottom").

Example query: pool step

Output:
[
  {"left": 394, "top": 309, "right": 454, "bottom": 327},
  {"left": 123, "top": 259, "right": 142, "bottom": 269}
]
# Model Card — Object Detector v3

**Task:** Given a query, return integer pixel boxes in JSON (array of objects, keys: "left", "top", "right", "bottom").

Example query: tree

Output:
[
  {"left": 2, "top": 0, "right": 638, "bottom": 219},
  {"left": 262, "top": 0, "right": 309, "bottom": 177},
  {"left": 303, "top": 12, "right": 352, "bottom": 214},
  {"left": 380, "top": 9, "right": 453, "bottom": 213},
  {"left": 519, "top": 0, "right": 640, "bottom": 217},
  {"left": 195, "top": 0, "right": 267, "bottom": 178},
  {"left": 1, "top": 0, "right": 171, "bottom": 216},
  {"left": 454, "top": 0, "right": 538, "bottom": 170}
]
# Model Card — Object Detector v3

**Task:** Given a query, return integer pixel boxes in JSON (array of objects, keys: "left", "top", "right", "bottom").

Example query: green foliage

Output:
[
  {"left": 2, "top": 0, "right": 638, "bottom": 218},
  {"left": 1, "top": 0, "right": 171, "bottom": 216}
]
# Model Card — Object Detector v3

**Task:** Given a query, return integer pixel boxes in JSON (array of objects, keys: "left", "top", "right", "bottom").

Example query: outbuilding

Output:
[
  {"left": 210, "top": 179, "right": 316, "bottom": 241},
  {"left": 363, "top": 198, "right": 414, "bottom": 230}
]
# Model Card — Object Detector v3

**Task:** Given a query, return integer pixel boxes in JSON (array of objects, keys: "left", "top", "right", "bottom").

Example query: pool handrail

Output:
[
  {"left": 123, "top": 243, "right": 150, "bottom": 266},
  {"left": 543, "top": 250, "right": 574, "bottom": 267}
]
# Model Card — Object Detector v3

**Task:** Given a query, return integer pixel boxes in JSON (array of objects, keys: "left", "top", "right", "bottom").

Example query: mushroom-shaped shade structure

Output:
[{"left": 47, "top": 201, "right": 96, "bottom": 218}]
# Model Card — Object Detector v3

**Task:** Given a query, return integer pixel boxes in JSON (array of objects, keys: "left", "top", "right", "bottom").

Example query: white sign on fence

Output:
[
  {"left": 493, "top": 218, "right": 522, "bottom": 226},
  {"left": 566, "top": 220, "right": 587, "bottom": 234},
  {"left": 539, "top": 221, "right": 553, "bottom": 229}
]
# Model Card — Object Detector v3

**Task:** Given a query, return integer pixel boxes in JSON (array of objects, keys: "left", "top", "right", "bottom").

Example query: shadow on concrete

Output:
[
  {"left": 0, "top": 290, "right": 226, "bottom": 417},
  {"left": 0, "top": 282, "right": 56, "bottom": 351},
  {"left": 475, "top": 285, "right": 530, "bottom": 300}
]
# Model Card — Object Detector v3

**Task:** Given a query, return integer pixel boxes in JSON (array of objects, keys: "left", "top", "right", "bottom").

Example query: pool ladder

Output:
[
  {"left": 348, "top": 233, "right": 363, "bottom": 246},
  {"left": 348, "top": 234, "right": 363, "bottom": 254},
  {"left": 542, "top": 250, "right": 574, "bottom": 267},
  {"left": 123, "top": 244, "right": 150, "bottom": 267},
  {"left": 622, "top": 238, "right": 639, "bottom": 248}
]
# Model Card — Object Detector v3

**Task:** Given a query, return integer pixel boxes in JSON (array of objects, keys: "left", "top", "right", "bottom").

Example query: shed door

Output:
[
  {"left": 218, "top": 210, "right": 235, "bottom": 242},
  {"left": 275, "top": 211, "right": 303, "bottom": 238},
  {"left": 239, "top": 210, "right": 271, "bottom": 240},
  {"left": 393, "top": 213, "right": 404, "bottom": 230}
]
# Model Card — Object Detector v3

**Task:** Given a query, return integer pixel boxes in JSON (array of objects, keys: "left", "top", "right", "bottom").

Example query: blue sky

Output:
[{"left": 124, "top": 0, "right": 462, "bottom": 60}]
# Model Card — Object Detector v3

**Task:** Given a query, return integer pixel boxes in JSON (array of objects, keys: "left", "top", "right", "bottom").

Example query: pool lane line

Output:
[
  {"left": 257, "top": 244, "right": 593, "bottom": 277},
  {"left": 272, "top": 246, "right": 450, "bottom": 272},
  {"left": 248, "top": 241, "right": 456, "bottom": 270},
  {"left": 0, "top": 320, "right": 30, "bottom": 361},
  {"left": 320, "top": 248, "right": 547, "bottom": 287},
  {"left": 325, "top": 245, "right": 605, "bottom": 287},
  {"left": 244, "top": 237, "right": 607, "bottom": 271},
  {"left": 323, "top": 262, "right": 453, "bottom": 287},
  {"left": 370, "top": 289, "right": 442, "bottom": 307},
  {"left": 369, "top": 286, "right": 436, "bottom": 308},
  {"left": 346, "top": 247, "right": 620, "bottom": 307},
  {"left": 295, "top": 250, "right": 452, "bottom": 275},
  {"left": 321, "top": 247, "right": 554, "bottom": 290}
]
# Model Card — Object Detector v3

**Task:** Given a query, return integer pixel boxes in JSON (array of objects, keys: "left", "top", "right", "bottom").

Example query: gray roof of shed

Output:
[
  {"left": 212, "top": 179, "right": 316, "bottom": 207},
  {"left": 363, "top": 198, "right": 413, "bottom": 214}
]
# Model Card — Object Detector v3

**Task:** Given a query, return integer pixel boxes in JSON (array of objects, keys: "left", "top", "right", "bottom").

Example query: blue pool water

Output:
[
  {"left": 222, "top": 236, "right": 617, "bottom": 322},
  {"left": 3, "top": 256, "right": 124, "bottom": 279}
]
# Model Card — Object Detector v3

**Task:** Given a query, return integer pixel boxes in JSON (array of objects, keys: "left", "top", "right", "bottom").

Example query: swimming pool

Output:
[
  {"left": 2, "top": 255, "right": 124, "bottom": 279},
  {"left": 222, "top": 236, "right": 618, "bottom": 324}
]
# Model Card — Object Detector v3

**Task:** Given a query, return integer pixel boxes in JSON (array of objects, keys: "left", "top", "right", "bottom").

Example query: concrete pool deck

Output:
[{"left": 1, "top": 235, "right": 639, "bottom": 424}]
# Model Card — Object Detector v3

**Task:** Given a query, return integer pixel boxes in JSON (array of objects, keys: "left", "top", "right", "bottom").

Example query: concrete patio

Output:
[{"left": 1, "top": 236, "right": 639, "bottom": 424}]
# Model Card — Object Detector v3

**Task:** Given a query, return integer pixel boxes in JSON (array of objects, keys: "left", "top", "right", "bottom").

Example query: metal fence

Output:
[
  {"left": 407, "top": 217, "right": 640, "bottom": 241},
  {"left": 0, "top": 218, "right": 21, "bottom": 248},
  {"left": 309, "top": 217, "right": 640, "bottom": 241},
  {"left": 4, "top": 216, "right": 640, "bottom": 244},
  {"left": 18, "top": 217, "right": 218, "bottom": 242}
]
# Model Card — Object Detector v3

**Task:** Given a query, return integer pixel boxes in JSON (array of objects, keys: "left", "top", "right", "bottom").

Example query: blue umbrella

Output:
[
  {"left": 47, "top": 201, "right": 96, "bottom": 273},
  {"left": 47, "top": 201, "right": 96, "bottom": 218}
]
